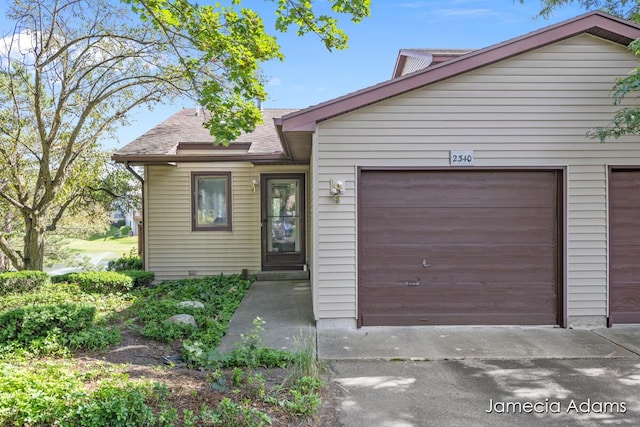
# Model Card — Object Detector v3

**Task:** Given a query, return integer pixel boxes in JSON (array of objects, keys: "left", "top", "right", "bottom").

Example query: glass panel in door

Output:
[
  {"left": 266, "top": 178, "right": 301, "bottom": 254},
  {"left": 261, "top": 174, "right": 305, "bottom": 270}
]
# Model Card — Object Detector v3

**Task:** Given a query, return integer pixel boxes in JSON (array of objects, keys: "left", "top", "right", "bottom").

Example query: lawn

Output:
[
  {"left": 64, "top": 235, "right": 137, "bottom": 257},
  {"left": 0, "top": 271, "right": 331, "bottom": 426}
]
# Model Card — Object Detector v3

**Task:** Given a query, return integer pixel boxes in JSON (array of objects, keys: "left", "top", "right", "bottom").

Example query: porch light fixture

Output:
[
  {"left": 329, "top": 178, "right": 345, "bottom": 203},
  {"left": 252, "top": 179, "right": 259, "bottom": 194}
]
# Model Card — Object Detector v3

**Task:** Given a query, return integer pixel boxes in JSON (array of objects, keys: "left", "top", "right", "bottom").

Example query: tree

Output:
[
  {"left": 523, "top": 0, "right": 640, "bottom": 141},
  {"left": 0, "top": 0, "right": 370, "bottom": 271}
]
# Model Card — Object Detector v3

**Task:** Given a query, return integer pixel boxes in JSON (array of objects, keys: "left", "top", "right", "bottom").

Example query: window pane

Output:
[
  {"left": 266, "top": 179, "right": 300, "bottom": 253},
  {"left": 196, "top": 176, "right": 228, "bottom": 227}
]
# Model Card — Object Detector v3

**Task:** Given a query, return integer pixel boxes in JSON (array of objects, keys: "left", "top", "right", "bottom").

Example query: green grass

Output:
[{"left": 64, "top": 236, "right": 137, "bottom": 258}]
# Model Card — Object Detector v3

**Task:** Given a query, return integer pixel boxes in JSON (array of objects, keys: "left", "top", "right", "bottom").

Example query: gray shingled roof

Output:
[{"left": 115, "top": 108, "right": 298, "bottom": 156}]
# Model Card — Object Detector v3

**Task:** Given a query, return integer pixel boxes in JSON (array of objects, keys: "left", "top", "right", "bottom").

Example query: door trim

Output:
[{"left": 261, "top": 173, "right": 306, "bottom": 271}]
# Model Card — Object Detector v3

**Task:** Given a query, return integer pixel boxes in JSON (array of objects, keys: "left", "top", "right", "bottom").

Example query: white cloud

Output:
[
  {"left": 397, "top": 2, "right": 428, "bottom": 8},
  {"left": 432, "top": 8, "right": 497, "bottom": 17},
  {"left": 267, "top": 77, "right": 282, "bottom": 86},
  {"left": 0, "top": 30, "right": 37, "bottom": 62}
]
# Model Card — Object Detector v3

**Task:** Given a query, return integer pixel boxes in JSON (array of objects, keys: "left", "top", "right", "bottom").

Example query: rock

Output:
[
  {"left": 166, "top": 314, "right": 197, "bottom": 328},
  {"left": 177, "top": 301, "right": 205, "bottom": 309}
]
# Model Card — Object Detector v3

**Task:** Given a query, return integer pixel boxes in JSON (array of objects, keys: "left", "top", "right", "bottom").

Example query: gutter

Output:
[
  {"left": 124, "top": 161, "right": 143, "bottom": 184},
  {"left": 112, "top": 153, "right": 288, "bottom": 164}
]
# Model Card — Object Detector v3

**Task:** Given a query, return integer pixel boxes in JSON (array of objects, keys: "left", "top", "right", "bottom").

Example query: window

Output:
[{"left": 191, "top": 172, "right": 232, "bottom": 231}]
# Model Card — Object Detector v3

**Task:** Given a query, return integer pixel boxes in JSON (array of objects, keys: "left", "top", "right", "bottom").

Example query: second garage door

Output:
[
  {"left": 609, "top": 169, "right": 640, "bottom": 324},
  {"left": 358, "top": 169, "right": 562, "bottom": 326}
]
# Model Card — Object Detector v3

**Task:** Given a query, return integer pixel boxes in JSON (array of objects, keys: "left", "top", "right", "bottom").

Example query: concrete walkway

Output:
[{"left": 217, "top": 279, "right": 316, "bottom": 354}]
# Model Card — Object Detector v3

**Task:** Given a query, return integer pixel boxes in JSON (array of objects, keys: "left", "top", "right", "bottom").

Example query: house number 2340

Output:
[{"left": 450, "top": 150, "right": 474, "bottom": 166}]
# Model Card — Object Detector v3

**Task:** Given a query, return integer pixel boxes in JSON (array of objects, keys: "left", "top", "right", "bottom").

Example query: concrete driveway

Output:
[
  {"left": 323, "top": 326, "right": 640, "bottom": 427},
  {"left": 221, "top": 280, "right": 640, "bottom": 426},
  {"left": 329, "top": 357, "right": 640, "bottom": 427}
]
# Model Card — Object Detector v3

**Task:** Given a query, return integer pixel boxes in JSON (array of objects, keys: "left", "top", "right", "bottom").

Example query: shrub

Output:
[
  {"left": 120, "top": 270, "right": 155, "bottom": 288},
  {"left": 0, "top": 282, "right": 131, "bottom": 322},
  {"left": 118, "top": 225, "right": 132, "bottom": 237},
  {"left": 71, "top": 380, "right": 155, "bottom": 427},
  {"left": 0, "top": 271, "right": 50, "bottom": 295},
  {"left": 107, "top": 252, "right": 143, "bottom": 271},
  {"left": 52, "top": 271, "right": 133, "bottom": 293},
  {"left": 0, "top": 361, "right": 84, "bottom": 425},
  {"left": 0, "top": 362, "right": 161, "bottom": 427},
  {"left": 0, "top": 303, "right": 119, "bottom": 356}
]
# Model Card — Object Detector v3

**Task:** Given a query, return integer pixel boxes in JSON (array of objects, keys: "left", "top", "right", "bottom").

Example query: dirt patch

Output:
[{"left": 75, "top": 329, "right": 340, "bottom": 426}]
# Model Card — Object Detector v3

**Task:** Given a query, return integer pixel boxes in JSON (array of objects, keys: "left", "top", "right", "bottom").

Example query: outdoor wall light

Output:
[
  {"left": 252, "top": 179, "right": 259, "bottom": 194},
  {"left": 329, "top": 178, "right": 345, "bottom": 203}
]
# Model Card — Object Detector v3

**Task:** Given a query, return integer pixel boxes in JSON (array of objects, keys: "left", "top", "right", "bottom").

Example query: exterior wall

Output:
[
  {"left": 313, "top": 34, "right": 640, "bottom": 327},
  {"left": 145, "top": 162, "right": 309, "bottom": 281}
]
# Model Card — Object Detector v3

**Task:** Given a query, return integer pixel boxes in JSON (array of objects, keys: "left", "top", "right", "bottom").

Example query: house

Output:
[{"left": 113, "top": 11, "right": 640, "bottom": 329}]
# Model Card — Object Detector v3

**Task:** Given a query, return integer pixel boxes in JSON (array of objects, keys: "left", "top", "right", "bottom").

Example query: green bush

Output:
[
  {"left": 0, "top": 282, "right": 131, "bottom": 322},
  {"left": 0, "top": 361, "right": 83, "bottom": 425},
  {"left": 0, "top": 362, "right": 161, "bottom": 427},
  {"left": 52, "top": 271, "right": 133, "bottom": 293},
  {"left": 120, "top": 270, "right": 155, "bottom": 288},
  {"left": 0, "top": 303, "right": 119, "bottom": 356},
  {"left": 71, "top": 380, "right": 155, "bottom": 427},
  {"left": 107, "top": 253, "right": 143, "bottom": 271},
  {"left": 118, "top": 225, "right": 132, "bottom": 236},
  {"left": 0, "top": 271, "right": 50, "bottom": 295}
]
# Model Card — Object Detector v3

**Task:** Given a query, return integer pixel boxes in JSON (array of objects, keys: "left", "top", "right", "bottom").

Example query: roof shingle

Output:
[{"left": 114, "top": 108, "right": 298, "bottom": 156}]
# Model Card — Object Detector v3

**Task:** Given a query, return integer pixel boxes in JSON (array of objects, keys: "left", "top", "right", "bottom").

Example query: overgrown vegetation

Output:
[
  {"left": 129, "top": 275, "right": 253, "bottom": 366},
  {"left": 0, "top": 273, "right": 326, "bottom": 426},
  {"left": 0, "top": 270, "right": 50, "bottom": 295},
  {"left": 107, "top": 251, "right": 144, "bottom": 272}
]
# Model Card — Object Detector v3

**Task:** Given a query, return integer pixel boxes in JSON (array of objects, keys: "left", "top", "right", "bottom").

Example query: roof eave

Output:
[{"left": 111, "top": 153, "right": 288, "bottom": 165}]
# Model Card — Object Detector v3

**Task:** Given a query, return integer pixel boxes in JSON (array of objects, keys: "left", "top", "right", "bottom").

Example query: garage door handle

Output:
[{"left": 405, "top": 280, "right": 420, "bottom": 286}]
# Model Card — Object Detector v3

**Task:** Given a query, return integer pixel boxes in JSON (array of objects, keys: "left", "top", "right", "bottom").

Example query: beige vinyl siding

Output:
[
  {"left": 313, "top": 34, "right": 640, "bottom": 324},
  {"left": 146, "top": 162, "right": 308, "bottom": 282}
]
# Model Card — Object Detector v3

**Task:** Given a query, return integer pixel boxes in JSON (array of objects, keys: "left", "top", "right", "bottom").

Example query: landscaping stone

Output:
[
  {"left": 166, "top": 314, "right": 197, "bottom": 327},
  {"left": 177, "top": 300, "right": 205, "bottom": 309}
]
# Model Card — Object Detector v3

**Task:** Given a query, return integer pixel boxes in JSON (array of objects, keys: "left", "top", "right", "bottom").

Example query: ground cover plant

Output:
[{"left": 0, "top": 272, "right": 334, "bottom": 426}]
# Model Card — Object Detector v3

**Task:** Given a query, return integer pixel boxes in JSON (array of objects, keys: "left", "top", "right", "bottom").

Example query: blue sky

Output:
[
  {"left": 116, "top": 0, "right": 588, "bottom": 148},
  {"left": 2, "top": 1, "right": 592, "bottom": 148},
  {"left": 260, "top": 1, "right": 587, "bottom": 109}
]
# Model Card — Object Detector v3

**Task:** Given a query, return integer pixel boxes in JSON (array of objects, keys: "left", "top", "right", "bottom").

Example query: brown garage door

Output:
[
  {"left": 609, "top": 169, "right": 640, "bottom": 324},
  {"left": 358, "top": 169, "right": 561, "bottom": 326}
]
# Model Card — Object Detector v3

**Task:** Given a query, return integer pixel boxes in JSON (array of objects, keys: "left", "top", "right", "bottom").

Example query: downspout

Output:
[{"left": 124, "top": 162, "right": 145, "bottom": 265}]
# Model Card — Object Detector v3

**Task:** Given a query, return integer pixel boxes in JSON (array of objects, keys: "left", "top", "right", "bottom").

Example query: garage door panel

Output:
[
  {"left": 361, "top": 312, "right": 557, "bottom": 326},
  {"left": 358, "top": 169, "right": 561, "bottom": 326},
  {"left": 360, "top": 245, "right": 557, "bottom": 285},
  {"left": 360, "top": 207, "right": 556, "bottom": 246},
  {"left": 610, "top": 170, "right": 640, "bottom": 324},
  {"left": 610, "top": 209, "right": 640, "bottom": 243},
  {"left": 361, "top": 170, "right": 557, "bottom": 209},
  {"left": 360, "top": 283, "right": 558, "bottom": 326}
]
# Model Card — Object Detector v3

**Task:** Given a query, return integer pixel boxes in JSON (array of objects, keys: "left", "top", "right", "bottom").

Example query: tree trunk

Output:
[
  {"left": 0, "top": 253, "right": 9, "bottom": 272},
  {"left": 0, "top": 216, "right": 11, "bottom": 271},
  {"left": 22, "top": 215, "right": 46, "bottom": 271}
]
